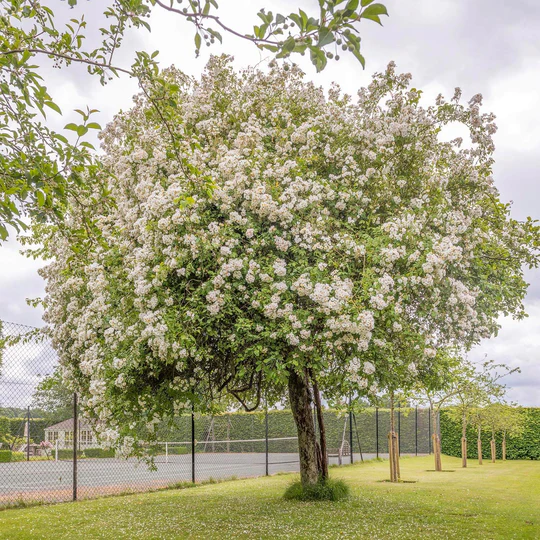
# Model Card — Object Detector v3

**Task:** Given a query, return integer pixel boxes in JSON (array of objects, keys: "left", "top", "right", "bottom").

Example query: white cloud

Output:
[
  {"left": 0, "top": 238, "right": 45, "bottom": 327},
  {"left": 469, "top": 301, "right": 540, "bottom": 406},
  {"left": 488, "top": 62, "right": 540, "bottom": 153}
]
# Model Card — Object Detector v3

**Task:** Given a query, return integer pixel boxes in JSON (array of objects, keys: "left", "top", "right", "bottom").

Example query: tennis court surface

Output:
[{"left": 0, "top": 451, "right": 385, "bottom": 505}]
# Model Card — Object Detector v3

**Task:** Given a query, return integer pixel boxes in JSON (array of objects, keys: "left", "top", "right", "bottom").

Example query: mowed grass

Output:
[{"left": 0, "top": 456, "right": 538, "bottom": 539}]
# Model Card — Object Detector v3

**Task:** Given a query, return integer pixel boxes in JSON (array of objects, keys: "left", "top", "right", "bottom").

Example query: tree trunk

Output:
[
  {"left": 490, "top": 430, "right": 496, "bottom": 463},
  {"left": 310, "top": 372, "right": 329, "bottom": 481},
  {"left": 288, "top": 368, "right": 319, "bottom": 487},
  {"left": 388, "top": 393, "right": 400, "bottom": 482},
  {"left": 395, "top": 429, "right": 400, "bottom": 479},
  {"left": 431, "top": 407, "right": 442, "bottom": 471},
  {"left": 461, "top": 414, "right": 467, "bottom": 468},
  {"left": 477, "top": 426, "right": 483, "bottom": 465},
  {"left": 502, "top": 432, "right": 506, "bottom": 461}
]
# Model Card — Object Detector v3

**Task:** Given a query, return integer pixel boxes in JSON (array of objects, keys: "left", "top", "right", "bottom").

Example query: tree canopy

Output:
[{"left": 39, "top": 57, "right": 539, "bottom": 482}]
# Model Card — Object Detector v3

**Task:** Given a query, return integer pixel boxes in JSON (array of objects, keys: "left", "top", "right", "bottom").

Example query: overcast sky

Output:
[{"left": 1, "top": 0, "right": 539, "bottom": 405}]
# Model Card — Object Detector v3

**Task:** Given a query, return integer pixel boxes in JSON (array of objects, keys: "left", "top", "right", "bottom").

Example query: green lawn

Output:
[{"left": 1, "top": 456, "right": 538, "bottom": 539}]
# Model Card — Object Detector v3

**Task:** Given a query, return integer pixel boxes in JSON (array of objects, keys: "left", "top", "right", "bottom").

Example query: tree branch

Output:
[
  {"left": 153, "top": 0, "right": 280, "bottom": 47},
  {"left": 1, "top": 48, "right": 133, "bottom": 76}
]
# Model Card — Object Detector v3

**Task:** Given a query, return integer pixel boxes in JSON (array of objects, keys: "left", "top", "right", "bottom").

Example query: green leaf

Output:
[
  {"left": 309, "top": 45, "right": 328, "bottom": 73},
  {"left": 361, "top": 3, "right": 388, "bottom": 24},
  {"left": 346, "top": 0, "right": 360, "bottom": 10},
  {"left": 299, "top": 9, "right": 308, "bottom": 28},
  {"left": 195, "top": 33, "right": 201, "bottom": 52},
  {"left": 289, "top": 13, "right": 303, "bottom": 29},
  {"left": 351, "top": 47, "right": 366, "bottom": 68},
  {"left": 44, "top": 101, "right": 62, "bottom": 115},
  {"left": 283, "top": 36, "right": 296, "bottom": 52},
  {"left": 208, "top": 29, "right": 222, "bottom": 43},
  {"left": 54, "top": 134, "right": 69, "bottom": 144},
  {"left": 259, "top": 23, "right": 269, "bottom": 38},
  {"left": 76, "top": 125, "right": 88, "bottom": 137},
  {"left": 257, "top": 11, "right": 269, "bottom": 24},
  {"left": 64, "top": 123, "right": 79, "bottom": 132},
  {"left": 36, "top": 191, "right": 46, "bottom": 207},
  {"left": 361, "top": 0, "right": 377, "bottom": 5},
  {"left": 261, "top": 44, "right": 279, "bottom": 53},
  {"left": 86, "top": 122, "right": 102, "bottom": 130},
  {"left": 317, "top": 27, "right": 335, "bottom": 47}
]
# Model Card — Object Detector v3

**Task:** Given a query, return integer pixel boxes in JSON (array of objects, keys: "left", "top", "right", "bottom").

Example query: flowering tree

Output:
[
  {"left": 39, "top": 440, "right": 54, "bottom": 460},
  {"left": 40, "top": 57, "right": 539, "bottom": 487}
]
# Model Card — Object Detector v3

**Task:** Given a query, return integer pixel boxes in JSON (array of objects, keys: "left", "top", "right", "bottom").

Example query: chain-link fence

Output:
[{"left": 0, "top": 320, "right": 433, "bottom": 508}]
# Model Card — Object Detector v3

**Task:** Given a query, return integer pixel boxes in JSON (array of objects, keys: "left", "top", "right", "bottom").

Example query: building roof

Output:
[{"left": 44, "top": 418, "right": 93, "bottom": 431}]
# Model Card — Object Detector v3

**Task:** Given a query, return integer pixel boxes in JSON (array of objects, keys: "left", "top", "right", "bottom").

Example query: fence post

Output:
[
  {"left": 415, "top": 406, "right": 418, "bottom": 456},
  {"left": 375, "top": 407, "right": 379, "bottom": 459},
  {"left": 352, "top": 413, "right": 364, "bottom": 462},
  {"left": 165, "top": 442, "right": 169, "bottom": 464},
  {"left": 349, "top": 407, "right": 354, "bottom": 465},
  {"left": 191, "top": 406, "right": 195, "bottom": 484},
  {"left": 73, "top": 392, "right": 78, "bottom": 502},
  {"left": 26, "top": 406, "right": 30, "bottom": 462},
  {"left": 428, "top": 406, "right": 432, "bottom": 454},
  {"left": 265, "top": 407, "right": 269, "bottom": 476},
  {"left": 55, "top": 439, "right": 58, "bottom": 462}
]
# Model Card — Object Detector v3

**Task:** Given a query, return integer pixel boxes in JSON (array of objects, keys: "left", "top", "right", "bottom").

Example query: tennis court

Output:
[{"left": 0, "top": 451, "right": 383, "bottom": 504}]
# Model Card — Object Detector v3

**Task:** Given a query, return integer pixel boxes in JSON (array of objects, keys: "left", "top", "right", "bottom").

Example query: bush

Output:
[
  {"left": 10, "top": 452, "right": 26, "bottom": 462},
  {"left": 55, "top": 448, "right": 117, "bottom": 459},
  {"left": 167, "top": 446, "right": 188, "bottom": 455},
  {"left": 0, "top": 450, "right": 12, "bottom": 462},
  {"left": 83, "top": 448, "right": 116, "bottom": 458},
  {"left": 56, "top": 449, "right": 83, "bottom": 459},
  {"left": 284, "top": 478, "right": 350, "bottom": 502}
]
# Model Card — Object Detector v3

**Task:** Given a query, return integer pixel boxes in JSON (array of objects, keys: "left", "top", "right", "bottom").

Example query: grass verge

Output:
[{"left": 0, "top": 456, "right": 538, "bottom": 539}]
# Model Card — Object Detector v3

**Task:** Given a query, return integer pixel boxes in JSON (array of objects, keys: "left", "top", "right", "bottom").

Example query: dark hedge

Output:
[
  {"left": 1, "top": 408, "right": 432, "bottom": 455},
  {"left": 440, "top": 408, "right": 540, "bottom": 460},
  {"left": 156, "top": 408, "right": 431, "bottom": 454}
]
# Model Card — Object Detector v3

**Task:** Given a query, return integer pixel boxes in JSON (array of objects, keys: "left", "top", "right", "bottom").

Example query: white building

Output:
[{"left": 44, "top": 418, "right": 97, "bottom": 449}]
